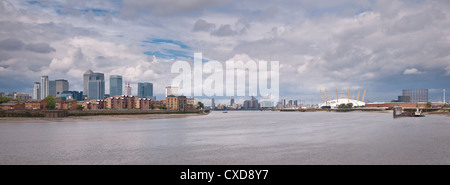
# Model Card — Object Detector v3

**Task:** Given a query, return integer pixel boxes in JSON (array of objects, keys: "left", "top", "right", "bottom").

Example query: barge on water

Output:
[{"left": 393, "top": 106, "right": 425, "bottom": 118}]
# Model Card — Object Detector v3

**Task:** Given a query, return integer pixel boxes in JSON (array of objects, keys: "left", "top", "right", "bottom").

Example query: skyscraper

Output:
[
  {"left": 243, "top": 96, "right": 259, "bottom": 109},
  {"left": 33, "top": 82, "right": 41, "bottom": 99},
  {"left": 49, "top": 80, "right": 56, "bottom": 97},
  {"left": 138, "top": 82, "right": 153, "bottom": 98},
  {"left": 125, "top": 82, "right": 132, "bottom": 96},
  {"left": 83, "top": 70, "right": 93, "bottom": 97},
  {"left": 110, "top": 75, "right": 123, "bottom": 96},
  {"left": 84, "top": 70, "right": 105, "bottom": 100},
  {"left": 166, "top": 86, "right": 179, "bottom": 97},
  {"left": 230, "top": 96, "right": 235, "bottom": 106},
  {"left": 211, "top": 98, "right": 215, "bottom": 109},
  {"left": 55, "top": 79, "right": 69, "bottom": 95},
  {"left": 40, "top": 76, "right": 49, "bottom": 99}
]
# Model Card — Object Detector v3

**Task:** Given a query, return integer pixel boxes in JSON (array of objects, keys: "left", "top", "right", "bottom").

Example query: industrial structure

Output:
[
  {"left": 401, "top": 89, "right": 428, "bottom": 103},
  {"left": 319, "top": 88, "right": 366, "bottom": 108}
]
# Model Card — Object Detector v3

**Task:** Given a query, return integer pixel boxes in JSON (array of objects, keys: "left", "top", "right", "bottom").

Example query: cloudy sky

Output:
[{"left": 0, "top": 0, "right": 449, "bottom": 105}]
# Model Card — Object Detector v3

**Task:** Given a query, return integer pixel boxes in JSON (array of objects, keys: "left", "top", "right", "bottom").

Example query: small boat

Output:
[
  {"left": 414, "top": 108, "right": 425, "bottom": 117},
  {"left": 223, "top": 111, "right": 228, "bottom": 113}
]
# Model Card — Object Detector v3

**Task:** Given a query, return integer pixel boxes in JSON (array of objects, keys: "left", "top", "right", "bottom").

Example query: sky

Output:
[{"left": 0, "top": 0, "right": 449, "bottom": 105}]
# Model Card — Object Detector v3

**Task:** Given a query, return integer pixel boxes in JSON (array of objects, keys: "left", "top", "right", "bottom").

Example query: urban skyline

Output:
[
  {"left": 0, "top": 0, "right": 449, "bottom": 104},
  {"left": 3, "top": 71, "right": 449, "bottom": 106}
]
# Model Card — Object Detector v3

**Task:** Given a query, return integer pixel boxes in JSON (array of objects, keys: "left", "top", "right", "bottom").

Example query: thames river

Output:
[{"left": 0, "top": 111, "right": 449, "bottom": 164}]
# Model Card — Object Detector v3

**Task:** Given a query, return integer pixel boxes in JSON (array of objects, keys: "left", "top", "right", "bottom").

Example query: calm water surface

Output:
[{"left": 0, "top": 111, "right": 449, "bottom": 164}]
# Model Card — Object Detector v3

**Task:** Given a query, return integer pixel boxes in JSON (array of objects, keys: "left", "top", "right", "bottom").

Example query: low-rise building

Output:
[
  {"left": 82, "top": 99, "right": 104, "bottom": 110},
  {"left": 25, "top": 100, "right": 42, "bottom": 110},
  {"left": 55, "top": 99, "right": 77, "bottom": 110},
  {"left": 165, "top": 95, "right": 187, "bottom": 111},
  {"left": 151, "top": 100, "right": 165, "bottom": 109},
  {"left": 104, "top": 95, "right": 140, "bottom": 109},
  {"left": 187, "top": 97, "right": 197, "bottom": 108},
  {"left": 0, "top": 101, "right": 25, "bottom": 110},
  {"left": 139, "top": 98, "right": 152, "bottom": 109},
  {"left": 366, "top": 102, "right": 427, "bottom": 108},
  {"left": 105, "top": 96, "right": 123, "bottom": 109},
  {"left": 14, "top": 93, "right": 31, "bottom": 101}
]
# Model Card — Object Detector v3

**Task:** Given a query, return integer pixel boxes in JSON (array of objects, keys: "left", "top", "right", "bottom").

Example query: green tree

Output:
[
  {"left": 151, "top": 104, "right": 156, "bottom": 109},
  {"left": 0, "top": 97, "right": 14, "bottom": 104},
  {"left": 338, "top": 103, "right": 353, "bottom": 109},
  {"left": 346, "top": 103, "right": 353, "bottom": 108},
  {"left": 77, "top": 105, "right": 84, "bottom": 110},
  {"left": 44, "top": 95, "right": 56, "bottom": 110},
  {"left": 197, "top": 101, "right": 204, "bottom": 109},
  {"left": 426, "top": 102, "right": 432, "bottom": 108},
  {"left": 159, "top": 104, "right": 167, "bottom": 109}
]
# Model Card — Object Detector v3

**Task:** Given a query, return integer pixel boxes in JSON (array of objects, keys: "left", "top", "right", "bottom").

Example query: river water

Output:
[{"left": 0, "top": 111, "right": 449, "bottom": 164}]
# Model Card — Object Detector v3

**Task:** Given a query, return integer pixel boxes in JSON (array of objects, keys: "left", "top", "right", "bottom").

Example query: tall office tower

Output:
[
  {"left": 138, "top": 82, "right": 153, "bottom": 98},
  {"left": 33, "top": 82, "right": 41, "bottom": 99},
  {"left": 55, "top": 79, "right": 69, "bottom": 95},
  {"left": 125, "top": 82, "right": 132, "bottom": 96},
  {"left": 166, "top": 86, "right": 179, "bottom": 97},
  {"left": 230, "top": 96, "right": 235, "bottom": 106},
  {"left": 83, "top": 70, "right": 93, "bottom": 97},
  {"left": 84, "top": 70, "right": 105, "bottom": 100},
  {"left": 40, "top": 76, "right": 49, "bottom": 99},
  {"left": 110, "top": 75, "right": 123, "bottom": 96},
  {"left": 49, "top": 80, "right": 56, "bottom": 97},
  {"left": 211, "top": 98, "right": 215, "bottom": 109}
]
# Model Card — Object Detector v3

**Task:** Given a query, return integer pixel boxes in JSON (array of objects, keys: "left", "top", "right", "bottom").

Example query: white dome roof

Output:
[{"left": 319, "top": 99, "right": 365, "bottom": 108}]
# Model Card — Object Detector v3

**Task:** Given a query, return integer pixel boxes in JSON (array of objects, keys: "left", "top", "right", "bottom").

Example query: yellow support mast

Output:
[
  {"left": 357, "top": 89, "right": 361, "bottom": 102},
  {"left": 325, "top": 89, "right": 330, "bottom": 105},
  {"left": 320, "top": 89, "right": 325, "bottom": 103},
  {"left": 348, "top": 88, "right": 350, "bottom": 103},
  {"left": 362, "top": 89, "right": 367, "bottom": 102},
  {"left": 336, "top": 89, "right": 339, "bottom": 103}
]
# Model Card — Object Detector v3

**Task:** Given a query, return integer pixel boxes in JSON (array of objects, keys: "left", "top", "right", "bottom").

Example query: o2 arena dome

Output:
[{"left": 319, "top": 89, "right": 367, "bottom": 109}]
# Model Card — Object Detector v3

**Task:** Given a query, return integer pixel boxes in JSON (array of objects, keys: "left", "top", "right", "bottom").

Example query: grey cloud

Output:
[
  {"left": 0, "top": 38, "right": 24, "bottom": 51},
  {"left": 25, "top": 43, "right": 56, "bottom": 53},
  {"left": 211, "top": 24, "right": 237, "bottom": 37},
  {"left": 389, "top": 8, "right": 445, "bottom": 34},
  {"left": 235, "top": 19, "right": 250, "bottom": 34},
  {"left": 0, "top": 38, "right": 55, "bottom": 53},
  {"left": 192, "top": 19, "right": 216, "bottom": 32},
  {"left": 374, "top": 0, "right": 403, "bottom": 18},
  {"left": 120, "top": 0, "right": 221, "bottom": 18}
]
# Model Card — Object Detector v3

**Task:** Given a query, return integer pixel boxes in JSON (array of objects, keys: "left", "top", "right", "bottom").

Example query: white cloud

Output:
[
  {"left": 446, "top": 66, "right": 450, "bottom": 76},
  {"left": 403, "top": 68, "right": 425, "bottom": 75}
]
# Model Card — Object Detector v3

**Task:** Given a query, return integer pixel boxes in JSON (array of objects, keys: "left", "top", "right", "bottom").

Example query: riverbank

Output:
[
  {"left": 0, "top": 112, "right": 208, "bottom": 123},
  {"left": 424, "top": 111, "right": 450, "bottom": 116},
  {"left": 0, "top": 109, "right": 209, "bottom": 118}
]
